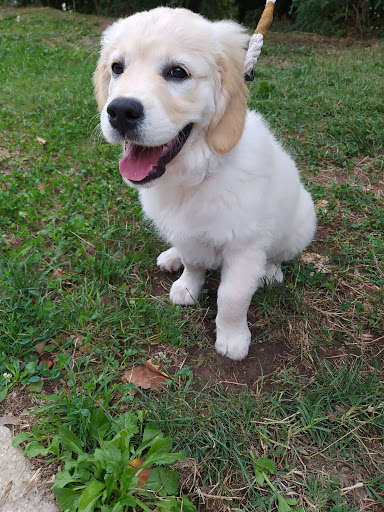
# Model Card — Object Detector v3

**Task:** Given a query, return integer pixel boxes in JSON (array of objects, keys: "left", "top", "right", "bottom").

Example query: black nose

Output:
[{"left": 107, "top": 98, "right": 145, "bottom": 138}]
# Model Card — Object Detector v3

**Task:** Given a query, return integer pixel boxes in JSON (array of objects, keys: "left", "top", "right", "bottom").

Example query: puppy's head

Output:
[{"left": 94, "top": 7, "right": 249, "bottom": 186}]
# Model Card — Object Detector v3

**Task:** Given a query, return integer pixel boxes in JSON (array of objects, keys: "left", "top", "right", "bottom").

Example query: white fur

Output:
[{"left": 95, "top": 7, "right": 317, "bottom": 361}]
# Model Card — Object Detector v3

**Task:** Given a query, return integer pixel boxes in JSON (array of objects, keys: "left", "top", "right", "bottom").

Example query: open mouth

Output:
[{"left": 119, "top": 124, "right": 193, "bottom": 185}]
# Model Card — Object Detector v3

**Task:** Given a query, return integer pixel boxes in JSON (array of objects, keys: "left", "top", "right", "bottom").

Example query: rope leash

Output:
[{"left": 244, "top": 0, "right": 276, "bottom": 81}]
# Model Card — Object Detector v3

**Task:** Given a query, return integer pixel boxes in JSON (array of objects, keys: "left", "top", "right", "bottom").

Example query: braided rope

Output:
[{"left": 244, "top": 0, "right": 276, "bottom": 76}]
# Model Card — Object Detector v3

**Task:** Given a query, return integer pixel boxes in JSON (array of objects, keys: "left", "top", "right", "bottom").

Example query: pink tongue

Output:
[{"left": 119, "top": 145, "right": 164, "bottom": 181}]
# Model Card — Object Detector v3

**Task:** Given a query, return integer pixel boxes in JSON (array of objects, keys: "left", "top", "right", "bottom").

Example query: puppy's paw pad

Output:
[
  {"left": 170, "top": 279, "right": 198, "bottom": 306},
  {"left": 215, "top": 329, "right": 251, "bottom": 361},
  {"left": 157, "top": 248, "right": 182, "bottom": 272}
]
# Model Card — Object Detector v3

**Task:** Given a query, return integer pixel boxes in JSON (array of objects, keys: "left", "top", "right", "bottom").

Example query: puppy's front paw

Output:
[
  {"left": 215, "top": 327, "right": 251, "bottom": 361},
  {"left": 157, "top": 247, "right": 182, "bottom": 272},
  {"left": 170, "top": 276, "right": 202, "bottom": 306}
]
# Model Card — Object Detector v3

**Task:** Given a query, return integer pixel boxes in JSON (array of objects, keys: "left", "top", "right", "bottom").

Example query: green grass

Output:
[{"left": 0, "top": 7, "right": 383, "bottom": 511}]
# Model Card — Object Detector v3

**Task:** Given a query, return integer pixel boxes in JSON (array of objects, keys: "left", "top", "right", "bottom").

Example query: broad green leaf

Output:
[
  {"left": 152, "top": 497, "right": 179, "bottom": 512},
  {"left": 136, "top": 424, "right": 164, "bottom": 456},
  {"left": 76, "top": 453, "right": 98, "bottom": 465},
  {"left": 52, "top": 469, "right": 79, "bottom": 490},
  {"left": 133, "top": 497, "right": 157, "bottom": 512},
  {"left": 114, "top": 496, "right": 138, "bottom": 508},
  {"left": 277, "top": 493, "right": 294, "bottom": 512},
  {"left": 140, "top": 467, "right": 179, "bottom": 497},
  {"left": 112, "top": 412, "right": 138, "bottom": 435},
  {"left": 104, "top": 472, "right": 118, "bottom": 501},
  {"left": 136, "top": 410, "right": 146, "bottom": 424},
  {"left": 78, "top": 481, "right": 106, "bottom": 511},
  {"left": 54, "top": 487, "right": 81, "bottom": 512},
  {"left": 0, "top": 388, "right": 8, "bottom": 402},
  {"left": 111, "top": 412, "right": 139, "bottom": 453},
  {"left": 120, "top": 467, "right": 138, "bottom": 492},
  {"left": 94, "top": 444, "right": 122, "bottom": 476},
  {"left": 89, "top": 409, "right": 110, "bottom": 444},
  {"left": 12, "top": 432, "right": 33, "bottom": 447},
  {"left": 180, "top": 498, "right": 199, "bottom": 512},
  {"left": 73, "top": 467, "right": 93, "bottom": 483},
  {"left": 142, "top": 424, "right": 163, "bottom": 445},
  {"left": 252, "top": 457, "right": 276, "bottom": 476},
  {"left": 155, "top": 497, "right": 197, "bottom": 512},
  {"left": 255, "top": 472, "right": 265, "bottom": 486},
  {"left": 145, "top": 452, "right": 185, "bottom": 467},
  {"left": 28, "top": 380, "right": 44, "bottom": 392},
  {"left": 64, "top": 456, "right": 86, "bottom": 472},
  {"left": 109, "top": 503, "right": 124, "bottom": 512},
  {"left": 111, "top": 429, "right": 134, "bottom": 455},
  {"left": 24, "top": 441, "right": 50, "bottom": 457},
  {"left": 59, "top": 427, "right": 84, "bottom": 455},
  {"left": 143, "top": 437, "right": 173, "bottom": 466},
  {"left": 48, "top": 434, "right": 61, "bottom": 456}
]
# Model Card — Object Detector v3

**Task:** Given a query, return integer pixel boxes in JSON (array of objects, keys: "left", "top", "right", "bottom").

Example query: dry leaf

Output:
[
  {"left": 359, "top": 333, "right": 374, "bottom": 341},
  {"left": 122, "top": 366, "right": 165, "bottom": 391},
  {"left": 35, "top": 341, "right": 54, "bottom": 367},
  {"left": 142, "top": 358, "right": 167, "bottom": 377},
  {"left": 37, "top": 182, "right": 45, "bottom": 192},
  {"left": 0, "top": 416, "right": 21, "bottom": 426},
  {"left": 70, "top": 334, "right": 84, "bottom": 346},
  {"left": 35, "top": 341, "right": 47, "bottom": 355},
  {"left": 108, "top": 343, "right": 119, "bottom": 355},
  {"left": 52, "top": 268, "right": 75, "bottom": 280},
  {"left": 36, "top": 137, "right": 47, "bottom": 145},
  {"left": 39, "top": 355, "right": 53, "bottom": 369},
  {"left": 122, "top": 359, "right": 167, "bottom": 393},
  {"left": 128, "top": 458, "right": 152, "bottom": 487},
  {"left": 316, "top": 199, "right": 329, "bottom": 211},
  {"left": 53, "top": 268, "right": 66, "bottom": 279},
  {"left": 299, "top": 252, "right": 331, "bottom": 273}
]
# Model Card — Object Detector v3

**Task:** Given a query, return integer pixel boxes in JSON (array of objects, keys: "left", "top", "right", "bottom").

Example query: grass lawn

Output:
[{"left": 0, "top": 7, "right": 383, "bottom": 512}]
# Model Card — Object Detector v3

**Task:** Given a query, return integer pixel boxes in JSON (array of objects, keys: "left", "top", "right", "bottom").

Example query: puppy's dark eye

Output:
[
  {"left": 112, "top": 62, "right": 124, "bottom": 75},
  {"left": 165, "top": 66, "right": 189, "bottom": 80}
]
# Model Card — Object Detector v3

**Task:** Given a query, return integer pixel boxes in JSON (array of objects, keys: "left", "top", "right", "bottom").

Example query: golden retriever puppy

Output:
[{"left": 94, "top": 7, "right": 316, "bottom": 360}]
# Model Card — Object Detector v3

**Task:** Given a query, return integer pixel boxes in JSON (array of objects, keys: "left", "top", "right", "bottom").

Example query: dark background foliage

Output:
[{"left": 2, "top": 0, "right": 384, "bottom": 37}]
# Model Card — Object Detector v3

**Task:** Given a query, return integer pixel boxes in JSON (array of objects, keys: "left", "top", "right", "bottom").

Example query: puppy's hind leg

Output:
[
  {"left": 157, "top": 247, "right": 183, "bottom": 272},
  {"left": 261, "top": 262, "right": 283, "bottom": 287},
  {"left": 215, "top": 246, "right": 267, "bottom": 361}
]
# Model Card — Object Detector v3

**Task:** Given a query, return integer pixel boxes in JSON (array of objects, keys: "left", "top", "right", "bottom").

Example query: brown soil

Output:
[
  {"left": 310, "top": 155, "right": 384, "bottom": 193},
  {"left": 148, "top": 266, "right": 381, "bottom": 395},
  {"left": 268, "top": 31, "right": 382, "bottom": 52}
]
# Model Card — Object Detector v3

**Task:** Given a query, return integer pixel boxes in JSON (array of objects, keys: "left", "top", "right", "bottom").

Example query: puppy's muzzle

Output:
[{"left": 107, "top": 97, "right": 144, "bottom": 139}]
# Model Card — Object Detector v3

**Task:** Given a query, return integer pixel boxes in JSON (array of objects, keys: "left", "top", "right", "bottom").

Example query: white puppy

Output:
[{"left": 94, "top": 7, "right": 316, "bottom": 361}]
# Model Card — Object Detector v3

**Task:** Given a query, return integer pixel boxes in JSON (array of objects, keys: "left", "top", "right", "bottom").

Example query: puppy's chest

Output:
[{"left": 141, "top": 189, "right": 230, "bottom": 244}]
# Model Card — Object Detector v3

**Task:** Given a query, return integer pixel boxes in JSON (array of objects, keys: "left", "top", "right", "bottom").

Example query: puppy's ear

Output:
[
  {"left": 207, "top": 23, "right": 249, "bottom": 155},
  {"left": 93, "top": 52, "right": 110, "bottom": 112}
]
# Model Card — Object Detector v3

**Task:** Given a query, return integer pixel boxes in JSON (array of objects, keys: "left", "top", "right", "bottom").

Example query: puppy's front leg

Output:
[
  {"left": 157, "top": 247, "right": 183, "bottom": 272},
  {"left": 170, "top": 264, "right": 206, "bottom": 306},
  {"left": 215, "top": 248, "right": 267, "bottom": 361}
]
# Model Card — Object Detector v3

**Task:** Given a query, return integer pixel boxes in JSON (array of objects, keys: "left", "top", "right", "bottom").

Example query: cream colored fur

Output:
[{"left": 95, "top": 7, "right": 316, "bottom": 361}]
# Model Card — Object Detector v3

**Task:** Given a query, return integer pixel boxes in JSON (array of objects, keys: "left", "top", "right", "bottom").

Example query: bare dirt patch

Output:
[
  {"left": 0, "top": 388, "right": 40, "bottom": 426},
  {"left": 148, "top": 267, "right": 384, "bottom": 394},
  {"left": 268, "top": 31, "right": 383, "bottom": 52},
  {"left": 310, "top": 156, "right": 384, "bottom": 196}
]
